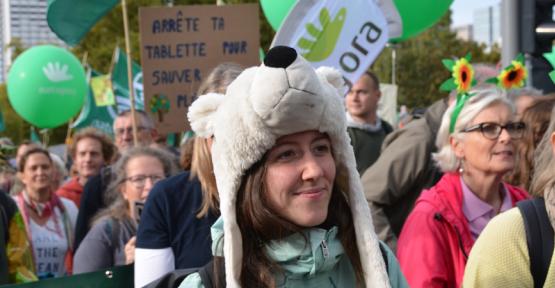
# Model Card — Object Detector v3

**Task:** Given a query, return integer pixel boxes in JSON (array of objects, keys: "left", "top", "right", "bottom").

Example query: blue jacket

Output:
[{"left": 179, "top": 217, "right": 408, "bottom": 287}]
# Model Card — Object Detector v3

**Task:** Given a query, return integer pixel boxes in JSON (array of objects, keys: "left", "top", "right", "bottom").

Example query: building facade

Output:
[
  {"left": 473, "top": 4, "right": 501, "bottom": 50},
  {"left": 0, "top": 0, "right": 65, "bottom": 83}
]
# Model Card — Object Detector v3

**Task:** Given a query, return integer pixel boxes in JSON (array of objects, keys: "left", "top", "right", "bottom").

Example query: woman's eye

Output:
[
  {"left": 313, "top": 143, "right": 331, "bottom": 154},
  {"left": 277, "top": 150, "right": 296, "bottom": 160}
]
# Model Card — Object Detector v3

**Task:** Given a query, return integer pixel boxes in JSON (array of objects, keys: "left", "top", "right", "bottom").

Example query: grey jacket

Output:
[
  {"left": 361, "top": 99, "right": 447, "bottom": 251},
  {"left": 73, "top": 216, "right": 136, "bottom": 274}
]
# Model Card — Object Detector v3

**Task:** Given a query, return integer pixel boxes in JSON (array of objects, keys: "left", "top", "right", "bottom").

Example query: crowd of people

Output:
[{"left": 1, "top": 45, "right": 555, "bottom": 287}]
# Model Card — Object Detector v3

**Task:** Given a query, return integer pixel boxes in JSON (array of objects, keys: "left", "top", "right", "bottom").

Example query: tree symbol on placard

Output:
[{"left": 149, "top": 94, "right": 170, "bottom": 122}]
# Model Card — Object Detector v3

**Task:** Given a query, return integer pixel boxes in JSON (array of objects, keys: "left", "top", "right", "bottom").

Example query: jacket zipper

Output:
[
  {"left": 321, "top": 240, "right": 329, "bottom": 258},
  {"left": 433, "top": 212, "right": 469, "bottom": 260}
]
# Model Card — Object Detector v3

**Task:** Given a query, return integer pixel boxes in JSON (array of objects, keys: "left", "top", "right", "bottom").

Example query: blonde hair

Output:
[
  {"left": 190, "top": 137, "right": 219, "bottom": 218},
  {"left": 433, "top": 88, "right": 514, "bottom": 172}
]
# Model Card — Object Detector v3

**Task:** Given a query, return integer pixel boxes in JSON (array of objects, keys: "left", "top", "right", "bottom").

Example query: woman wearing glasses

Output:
[
  {"left": 396, "top": 88, "right": 529, "bottom": 288},
  {"left": 73, "top": 147, "right": 177, "bottom": 274}
]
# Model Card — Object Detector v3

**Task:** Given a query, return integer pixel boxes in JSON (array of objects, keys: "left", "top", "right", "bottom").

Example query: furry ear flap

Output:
[
  {"left": 316, "top": 66, "right": 345, "bottom": 92},
  {"left": 187, "top": 93, "right": 225, "bottom": 138}
]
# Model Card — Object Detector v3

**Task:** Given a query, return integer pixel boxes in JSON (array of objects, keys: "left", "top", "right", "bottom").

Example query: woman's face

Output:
[
  {"left": 120, "top": 155, "right": 165, "bottom": 208},
  {"left": 20, "top": 153, "right": 52, "bottom": 195},
  {"left": 264, "top": 130, "right": 336, "bottom": 228},
  {"left": 453, "top": 102, "right": 516, "bottom": 177}
]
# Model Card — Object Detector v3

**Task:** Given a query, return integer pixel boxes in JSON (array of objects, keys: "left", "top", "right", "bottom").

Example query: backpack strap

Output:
[
  {"left": 142, "top": 266, "right": 202, "bottom": 288},
  {"left": 198, "top": 259, "right": 225, "bottom": 288},
  {"left": 517, "top": 198, "right": 554, "bottom": 288}
]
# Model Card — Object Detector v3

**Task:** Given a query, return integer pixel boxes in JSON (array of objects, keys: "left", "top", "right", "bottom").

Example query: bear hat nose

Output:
[{"left": 264, "top": 46, "right": 297, "bottom": 69}]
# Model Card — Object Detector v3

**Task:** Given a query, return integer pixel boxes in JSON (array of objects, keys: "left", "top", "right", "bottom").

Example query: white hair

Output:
[{"left": 433, "top": 88, "right": 514, "bottom": 172}]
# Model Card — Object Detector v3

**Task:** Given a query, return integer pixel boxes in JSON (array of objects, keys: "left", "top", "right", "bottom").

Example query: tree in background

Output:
[
  {"left": 1, "top": 3, "right": 498, "bottom": 145},
  {"left": 372, "top": 11, "right": 500, "bottom": 109}
]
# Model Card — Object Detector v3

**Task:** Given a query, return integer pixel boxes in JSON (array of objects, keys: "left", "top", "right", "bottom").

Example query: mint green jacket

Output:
[{"left": 179, "top": 217, "right": 408, "bottom": 287}]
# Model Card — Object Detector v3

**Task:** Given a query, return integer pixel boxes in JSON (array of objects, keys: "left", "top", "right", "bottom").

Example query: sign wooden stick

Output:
[{"left": 122, "top": 0, "right": 138, "bottom": 146}]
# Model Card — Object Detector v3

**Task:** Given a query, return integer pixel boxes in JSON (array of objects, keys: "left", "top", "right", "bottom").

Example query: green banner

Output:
[
  {"left": 72, "top": 70, "right": 117, "bottom": 136},
  {"left": 112, "top": 47, "right": 144, "bottom": 112},
  {"left": 46, "top": 0, "right": 119, "bottom": 46},
  {"left": 3, "top": 264, "right": 133, "bottom": 288},
  {"left": 0, "top": 107, "right": 5, "bottom": 132}
]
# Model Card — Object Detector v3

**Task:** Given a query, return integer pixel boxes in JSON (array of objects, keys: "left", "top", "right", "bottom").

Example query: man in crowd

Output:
[
  {"left": 74, "top": 110, "right": 158, "bottom": 250},
  {"left": 56, "top": 128, "right": 115, "bottom": 207},
  {"left": 346, "top": 71, "right": 393, "bottom": 174}
]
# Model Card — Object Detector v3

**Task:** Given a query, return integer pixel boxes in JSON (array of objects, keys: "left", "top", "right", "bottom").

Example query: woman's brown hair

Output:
[
  {"left": 18, "top": 147, "right": 51, "bottom": 173},
  {"left": 507, "top": 95, "right": 555, "bottom": 190},
  {"left": 213, "top": 155, "right": 364, "bottom": 287}
]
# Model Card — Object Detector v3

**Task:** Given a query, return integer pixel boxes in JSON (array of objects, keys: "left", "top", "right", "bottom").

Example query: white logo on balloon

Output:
[{"left": 42, "top": 62, "right": 73, "bottom": 82}]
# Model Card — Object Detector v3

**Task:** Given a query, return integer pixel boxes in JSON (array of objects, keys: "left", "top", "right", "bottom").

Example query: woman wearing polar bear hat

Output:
[{"left": 181, "top": 46, "right": 407, "bottom": 287}]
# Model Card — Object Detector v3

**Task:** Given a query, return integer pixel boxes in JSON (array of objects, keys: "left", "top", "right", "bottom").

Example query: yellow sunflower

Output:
[
  {"left": 498, "top": 61, "right": 527, "bottom": 89},
  {"left": 452, "top": 58, "right": 474, "bottom": 93}
]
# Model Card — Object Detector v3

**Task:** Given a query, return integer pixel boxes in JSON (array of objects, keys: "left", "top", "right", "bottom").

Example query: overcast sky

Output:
[{"left": 450, "top": 0, "right": 501, "bottom": 27}]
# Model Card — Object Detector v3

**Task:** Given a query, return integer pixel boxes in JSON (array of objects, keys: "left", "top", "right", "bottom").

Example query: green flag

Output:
[
  {"left": 30, "top": 128, "right": 41, "bottom": 144},
  {"left": 46, "top": 0, "right": 119, "bottom": 46},
  {"left": 112, "top": 47, "right": 144, "bottom": 111},
  {"left": 72, "top": 70, "right": 117, "bottom": 136},
  {"left": 0, "top": 107, "right": 5, "bottom": 132}
]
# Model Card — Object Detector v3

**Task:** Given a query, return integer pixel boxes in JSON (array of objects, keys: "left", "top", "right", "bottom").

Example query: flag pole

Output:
[{"left": 121, "top": 0, "right": 138, "bottom": 146}]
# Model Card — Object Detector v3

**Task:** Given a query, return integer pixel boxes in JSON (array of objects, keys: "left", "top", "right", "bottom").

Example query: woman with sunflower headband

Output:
[{"left": 396, "top": 55, "right": 529, "bottom": 288}]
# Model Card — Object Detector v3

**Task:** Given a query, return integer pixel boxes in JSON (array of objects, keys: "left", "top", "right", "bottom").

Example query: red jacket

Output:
[
  {"left": 55, "top": 177, "right": 84, "bottom": 208},
  {"left": 396, "top": 173, "right": 528, "bottom": 288}
]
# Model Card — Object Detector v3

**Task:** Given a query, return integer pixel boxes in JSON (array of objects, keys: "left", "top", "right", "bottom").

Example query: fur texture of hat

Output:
[
  {"left": 199, "top": 46, "right": 389, "bottom": 287},
  {"left": 187, "top": 92, "right": 225, "bottom": 138}
]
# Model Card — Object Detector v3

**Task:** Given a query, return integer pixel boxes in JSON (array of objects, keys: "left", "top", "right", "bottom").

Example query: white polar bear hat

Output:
[{"left": 203, "top": 46, "right": 389, "bottom": 287}]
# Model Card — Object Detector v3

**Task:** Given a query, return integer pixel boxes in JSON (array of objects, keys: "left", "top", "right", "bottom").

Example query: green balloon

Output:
[
  {"left": 260, "top": 0, "right": 296, "bottom": 31},
  {"left": 7, "top": 45, "right": 86, "bottom": 129},
  {"left": 391, "top": 0, "right": 453, "bottom": 42}
]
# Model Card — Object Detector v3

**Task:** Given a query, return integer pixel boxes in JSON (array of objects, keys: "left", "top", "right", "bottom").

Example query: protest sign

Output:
[
  {"left": 139, "top": 4, "right": 260, "bottom": 134},
  {"left": 272, "top": 0, "right": 389, "bottom": 89}
]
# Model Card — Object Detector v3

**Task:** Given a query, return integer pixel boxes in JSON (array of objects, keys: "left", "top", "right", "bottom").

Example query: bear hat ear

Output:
[
  {"left": 187, "top": 93, "right": 225, "bottom": 138},
  {"left": 316, "top": 66, "right": 345, "bottom": 93}
]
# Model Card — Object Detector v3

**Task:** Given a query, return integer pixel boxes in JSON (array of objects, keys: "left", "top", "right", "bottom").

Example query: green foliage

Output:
[
  {"left": 372, "top": 12, "right": 500, "bottom": 108},
  {"left": 7, "top": 38, "right": 25, "bottom": 61}
]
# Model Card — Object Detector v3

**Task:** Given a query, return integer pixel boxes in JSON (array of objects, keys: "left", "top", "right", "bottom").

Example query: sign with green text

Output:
[{"left": 139, "top": 4, "right": 260, "bottom": 134}]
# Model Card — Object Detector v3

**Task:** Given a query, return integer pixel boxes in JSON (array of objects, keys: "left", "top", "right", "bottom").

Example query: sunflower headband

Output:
[
  {"left": 440, "top": 53, "right": 477, "bottom": 134},
  {"left": 486, "top": 54, "right": 528, "bottom": 89}
]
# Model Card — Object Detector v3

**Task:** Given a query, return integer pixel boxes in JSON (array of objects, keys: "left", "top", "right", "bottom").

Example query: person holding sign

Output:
[
  {"left": 73, "top": 147, "right": 177, "bottom": 274},
  {"left": 179, "top": 46, "right": 407, "bottom": 287}
]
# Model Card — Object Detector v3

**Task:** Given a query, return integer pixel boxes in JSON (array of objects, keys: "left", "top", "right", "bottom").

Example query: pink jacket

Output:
[{"left": 396, "top": 173, "right": 528, "bottom": 288}]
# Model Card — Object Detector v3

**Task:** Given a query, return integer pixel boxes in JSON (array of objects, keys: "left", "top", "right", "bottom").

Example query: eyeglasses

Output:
[
  {"left": 125, "top": 174, "right": 165, "bottom": 188},
  {"left": 114, "top": 126, "right": 146, "bottom": 136},
  {"left": 460, "top": 122, "right": 526, "bottom": 140}
]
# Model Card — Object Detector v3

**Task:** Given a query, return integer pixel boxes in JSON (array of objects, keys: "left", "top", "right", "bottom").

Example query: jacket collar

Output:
[{"left": 210, "top": 217, "right": 346, "bottom": 278}]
